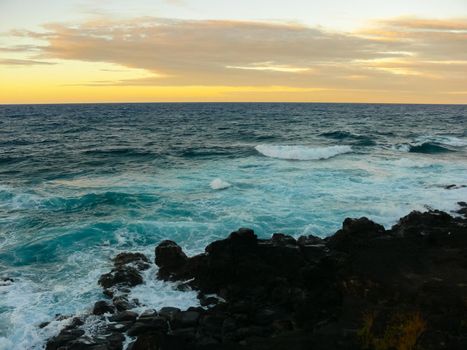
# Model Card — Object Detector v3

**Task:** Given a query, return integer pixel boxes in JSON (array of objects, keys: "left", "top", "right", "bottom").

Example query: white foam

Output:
[
  {"left": 210, "top": 178, "right": 231, "bottom": 190},
  {"left": 128, "top": 264, "right": 200, "bottom": 312},
  {"left": 255, "top": 144, "right": 352, "bottom": 161},
  {"left": 0, "top": 278, "right": 77, "bottom": 350},
  {"left": 392, "top": 144, "right": 411, "bottom": 153}
]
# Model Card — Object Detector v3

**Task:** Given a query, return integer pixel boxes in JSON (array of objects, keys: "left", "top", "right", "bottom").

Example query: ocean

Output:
[{"left": 0, "top": 103, "right": 466, "bottom": 349}]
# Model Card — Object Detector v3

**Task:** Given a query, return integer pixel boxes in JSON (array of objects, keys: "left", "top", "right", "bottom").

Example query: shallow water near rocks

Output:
[{"left": 0, "top": 103, "right": 466, "bottom": 349}]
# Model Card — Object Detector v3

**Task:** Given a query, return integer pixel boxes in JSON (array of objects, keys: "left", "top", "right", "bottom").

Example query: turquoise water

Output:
[{"left": 0, "top": 103, "right": 466, "bottom": 348}]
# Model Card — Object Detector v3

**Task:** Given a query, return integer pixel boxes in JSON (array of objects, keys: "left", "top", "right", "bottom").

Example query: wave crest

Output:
[
  {"left": 255, "top": 144, "right": 352, "bottom": 160},
  {"left": 394, "top": 142, "right": 453, "bottom": 154},
  {"left": 210, "top": 178, "right": 231, "bottom": 190}
]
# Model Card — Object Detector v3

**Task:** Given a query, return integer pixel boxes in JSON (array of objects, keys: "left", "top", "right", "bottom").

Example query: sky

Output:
[{"left": 0, "top": 0, "right": 466, "bottom": 104}]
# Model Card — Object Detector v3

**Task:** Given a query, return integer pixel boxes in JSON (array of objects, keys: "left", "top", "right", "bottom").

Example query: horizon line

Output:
[{"left": 1, "top": 101, "right": 466, "bottom": 107}]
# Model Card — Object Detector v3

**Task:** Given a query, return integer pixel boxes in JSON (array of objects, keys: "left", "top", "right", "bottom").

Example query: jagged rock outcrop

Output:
[{"left": 46, "top": 209, "right": 467, "bottom": 350}]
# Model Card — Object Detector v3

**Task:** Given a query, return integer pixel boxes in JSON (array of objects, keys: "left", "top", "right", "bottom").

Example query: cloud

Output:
[
  {"left": 6, "top": 16, "right": 467, "bottom": 92},
  {"left": 0, "top": 58, "right": 55, "bottom": 65}
]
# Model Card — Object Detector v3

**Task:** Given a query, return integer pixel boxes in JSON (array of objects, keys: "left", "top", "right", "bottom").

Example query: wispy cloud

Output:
[
  {"left": 0, "top": 58, "right": 55, "bottom": 65},
  {"left": 5, "top": 16, "right": 467, "bottom": 93}
]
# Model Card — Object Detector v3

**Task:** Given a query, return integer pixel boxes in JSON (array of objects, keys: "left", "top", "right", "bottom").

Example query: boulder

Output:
[
  {"left": 98, "top": 266, "right": 143, "bottom": 289},
  {"left": 92, "top": 300, "right": 115, "bottom": 315},
  {"left": 155, "top": 240, "right": 188, "bottom": 280},
  {"left": 326, "top": 217, "right": 386, "bottom": 250},
  {"left": 113, "top": 252, "right": 150, "bottom": 270},
  {"left": 109, "top": 310, "right": 138, "bottom": 322}
]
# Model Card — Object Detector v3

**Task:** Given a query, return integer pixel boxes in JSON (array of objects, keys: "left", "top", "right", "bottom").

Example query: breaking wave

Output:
[
  {"left": 395, "top": 142, "right": 453, "bottom": 154},
  {"left": 255, "top": 144, "right": 352, "bottom": 160}
]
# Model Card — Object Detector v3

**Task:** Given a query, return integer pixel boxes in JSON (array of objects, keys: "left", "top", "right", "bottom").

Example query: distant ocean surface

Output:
[{"left": 0, "top": 103, "right": 466, "bottom": 348}]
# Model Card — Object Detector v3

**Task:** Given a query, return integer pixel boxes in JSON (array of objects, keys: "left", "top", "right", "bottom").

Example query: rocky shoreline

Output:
[{"left": 45, "top": 203, "right": 467, "bottom": 350}]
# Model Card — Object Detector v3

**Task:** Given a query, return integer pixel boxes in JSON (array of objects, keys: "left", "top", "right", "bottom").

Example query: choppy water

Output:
[{"left": 0, "top": 103, "right": 466, "bottom": 349}]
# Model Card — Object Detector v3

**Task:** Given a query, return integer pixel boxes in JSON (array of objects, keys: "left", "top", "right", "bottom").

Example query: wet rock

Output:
[
  {"left": 0, "top": 277, "right": 14, "bottom": 286},
  {"left": 456, "top": 201, "right": 467, "bottom": 217},
  {"left": 297, "top": 234, "right": 323, "bottom": 246},
  {"left": 327, "top": 217, "right": 386, "bottom": 250},
  {"left": 199, "top": 295, "right": 219, "bottom": 307},
  {"left": 113, "top": 252, "right": 150, "bottom": 270},
  {"left": 254, "top": 308, "right": 279, "bottom": 325},
  {"left": 109, "top": 310, "right": 138, "bottom": 322},
  {"left": 174, "top": 310, "right": 200, "bottom": 327},
  {"left": 392, "top": 210, "right": 466, "bottom": 244},
  {"left": 159, "top": 306, "right": 181, "bottom": 321},
  {"left": 98, "top": 266, "right": 143, "bottom": 289},
  {"left": 170, "top": 327, "right": 196, "bottom": 341},
  {"left": 228, "top": 227, "right": 257, "bottom": 244},
  {"left": 103, "top": 289, "right": 114, "bottom": 298},
  {"left": 127, "top": 317, "right": 168, "bottom": 336},
  {"left": 112, "top": 295, "right": 134, "bottom": 311},
  {"left": 138, "top": 309, "right": 158, "bottom": 320},
  {"left": 46, "top": 329, "right": 85, "bottom": 350},
  {"left": 155, "top": 240, "right": 188, "bottom": 279},
  {"left": 39, "top": 321, "right": 50, "bottom": 329},
  {"left": 271, "top": 233, "right": 297, "bottom": 246},
  {"left": 106, "top": 322, "right": 133, "bottom": 333},
  {"left": 106, "top": 332, "right": 125, "bottom": 350},
  {"left": 93, "top": 300, "right": 115, "bottom": 315},
  {"left": 129, "top": 333, "right": 161, "bottom": 350},
  {"left": 445, "top": 184, "right": 466, "bottom": 190},
  {"left": 46, "top": 209, "right": 467, "bottom": 350},
  {"left": 66, "top": 317, "right": 85, "bottom": 329}
]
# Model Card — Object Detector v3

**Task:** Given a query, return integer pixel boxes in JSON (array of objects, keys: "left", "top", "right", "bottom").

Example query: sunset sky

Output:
[{"left": 0, "top": 0, "right": 466, "bottom": 104}]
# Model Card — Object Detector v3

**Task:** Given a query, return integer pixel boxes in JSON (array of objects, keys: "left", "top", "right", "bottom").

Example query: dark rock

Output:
[
  {"left": 112, "top": 296, "right": 133, "bottom": 311},
  {"left": 170, "top": 327, "right": 196, "bottom": 341},
  {"left": 46, "top": 209, "right": 467, "bottom": 350},
  {"left": 456, "top": 202, "right": 467, "bottom": 217},
  {"left": 326, "top": 217, "right": 386, "bottom": 250},
  {"left": 98, "top": 266, "right": 143, "bottom": 289},
  {"left": 46, "top": 329, "right": 85, "bottom": 350},
  {"left": 138, "top": 309, "right": 158, "bottom": 320},
  {"left": 113, "top": 252, "right": 150, "bottom": 270},
  {"left": 174, "top": 310, "right": 200, "bottom": 327},
  {"left": 129, "top": 333, "right": 161, "bottom": 350},
  {"left": 297, "top": 234, "right": 323, "bottom": 246},
  {"left": 271, "top": 233, "right": 297, "bottom": 246},
  {"left": 109, "top": 310, "right": 138, "bottom": 322},
  {"left": 392, "top": 210, "right": 452, "bottom": 237},
  {"left": 106, "top": 322, "right": 133, "bottom": 333},
  {"left": 103, "top": 289, "right": 114, "bottom": 298},
  {"left": 93, "top": 300, "right": 115, "bottom": 315},
  {"left": 158, "top": 306, "right": 181, "bottom": 321},
  {"left": 127, "top": 317, "right": 168, "bottom": 336},
  {"left": 199, "top": 295, "right": 219, "bottom": 307},
  {"left": 196, "top": 336, "right": 219, "bottom": 347},
  {"left": 0, "top": 277, "right": 14, "bottom": 286},
  {"left": 106, "top": 332, "right": 125, "bottom": 350},
  {"left": 66, "top": 317, "right": 84, "bottom": 329},
  {"left": 445, "top": 184, "right": 466, "bottom": 190},
  {"left": 155, "top": 240, "right": 188, "bottom": 279},
  {"left": 254, "top": 308, "right": 278, "bottom": 325},
  {"left": 228, "top": 227, "right": 257, "bottom": 244}
]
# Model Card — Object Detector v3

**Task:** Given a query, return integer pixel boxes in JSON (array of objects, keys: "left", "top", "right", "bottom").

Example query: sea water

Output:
[{"left": 0, "top": 103, "right": 466, "bottom": 349}]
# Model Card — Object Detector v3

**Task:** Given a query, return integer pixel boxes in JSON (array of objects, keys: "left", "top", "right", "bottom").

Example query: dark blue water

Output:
[{"left": 0, "top": 103, "right": 466, "bottom": 348}]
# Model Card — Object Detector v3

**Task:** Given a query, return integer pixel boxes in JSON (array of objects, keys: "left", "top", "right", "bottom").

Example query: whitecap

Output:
[
  {"left": 392, "top": 144, "right": 411, "bottom": 153},
  {"left": 210, "top": 178, "right": 231, "bottom": 190},
  {"left": 255, "top": 144, "right": 352, "bottom": 161},
  {"left": 128, "top": 264, "right": 200, "bottom": 312}
]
